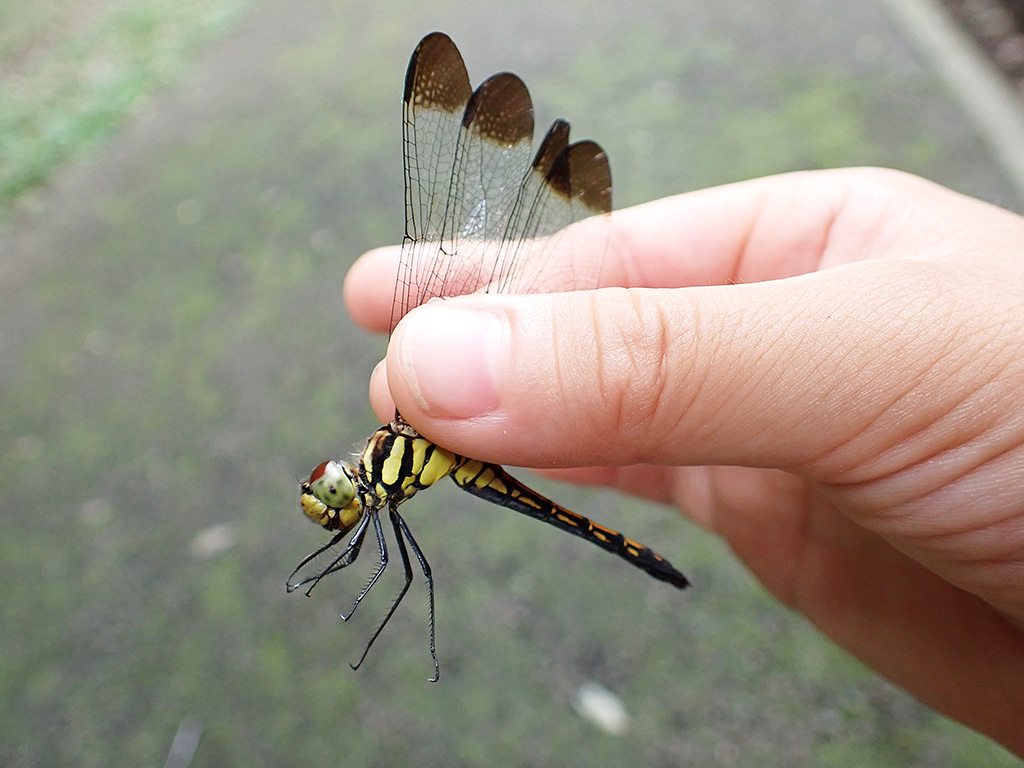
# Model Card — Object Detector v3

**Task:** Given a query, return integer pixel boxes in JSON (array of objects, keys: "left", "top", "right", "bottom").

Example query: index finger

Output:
[{"left": 342, "top": 167, "right": 932, "bottom": 335}]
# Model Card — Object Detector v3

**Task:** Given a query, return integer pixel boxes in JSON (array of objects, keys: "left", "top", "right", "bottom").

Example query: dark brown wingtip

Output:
[
  {"left": 462, "top": 72, "right": 534, "bottom": 147},
  {"left": 569, "top": 140, "right": 612, "bottom": 215},
  {"left": 545, "top": 140, "right": 612, "bottom": 215},
  {"left": 404, "top": 32, "right": 472, "bottom": 113},
  {"left": 531, "top": 119, "right": 571, "bottom": 178}
]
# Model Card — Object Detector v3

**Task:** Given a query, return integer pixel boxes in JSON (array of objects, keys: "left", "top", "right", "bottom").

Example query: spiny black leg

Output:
[
  {"left": 314, "top": 511, "right": 373, "bottom": 580},
  {"left": 394, "top": 510, "right": 438, "bottom": 682},
  {"left": 286, "top": 511, "right": 373, "bottom": 595},
  {"left": 350, "top": 505, "right": 416, "bottom": 673},
  {"left": 286, "top": 531, "right": 345, "bottom": 592},
  {"left": 286, "top": 532, "right": 358, "bottom": 598},
  {"left": 341, "top": 510, "right": 388, "bottom": 622}
]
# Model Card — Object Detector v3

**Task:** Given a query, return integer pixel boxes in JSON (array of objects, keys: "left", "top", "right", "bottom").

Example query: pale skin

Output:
[{"left": 343, "top": 167, "right": 1024, "bottom": 756}]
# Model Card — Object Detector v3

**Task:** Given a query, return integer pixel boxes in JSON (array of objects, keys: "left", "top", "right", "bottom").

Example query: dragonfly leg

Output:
[
  {"left": 393, "top": 510, "right": 439, "bottom": 682},
  {"left": 349, "top": 505, "right": 437, "bottom": 679},
  {"left": 286, "top": 531, "right": 345, "bottom": 592},
  {"left": 340, "top": 510, "right": 388, "bottom": 622},
  {"left": 286, "top": 510, "right": 373, "bottom": 595}
]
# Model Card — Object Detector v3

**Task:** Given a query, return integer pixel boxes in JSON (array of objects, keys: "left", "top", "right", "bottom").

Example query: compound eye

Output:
[{"left": 307, "top": 460, "right": 355, "bottom": 509}]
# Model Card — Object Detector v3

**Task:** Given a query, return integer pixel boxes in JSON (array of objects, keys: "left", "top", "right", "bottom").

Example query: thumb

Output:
[{"left": 378, "top": 257, "right": 994, "bottom": 478}]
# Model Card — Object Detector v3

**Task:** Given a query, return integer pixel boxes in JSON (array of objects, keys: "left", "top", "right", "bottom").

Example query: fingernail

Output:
[{"left": 396, "top": 304, "right": 505, "bottom": 418}]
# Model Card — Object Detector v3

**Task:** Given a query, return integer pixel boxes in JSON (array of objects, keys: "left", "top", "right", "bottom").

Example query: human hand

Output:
[{"left": 344, "top": 167, "right": 1024, "bottom": 754}]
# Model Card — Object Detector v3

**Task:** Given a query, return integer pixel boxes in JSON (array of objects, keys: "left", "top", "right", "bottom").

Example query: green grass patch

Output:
[{"left": 0, "top": 0, "right": 258, "bottom": 208}]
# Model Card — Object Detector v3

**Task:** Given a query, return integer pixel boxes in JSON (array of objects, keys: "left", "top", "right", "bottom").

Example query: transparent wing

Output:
[
  {"left": 392, "top": 32, "right": 612, "bottom": 334},
  {"left": 491, "top": 128, "right": 611, "bottom": 297},
  {"left": 394, "top": 32, "right": 473, "bottom": 333}
]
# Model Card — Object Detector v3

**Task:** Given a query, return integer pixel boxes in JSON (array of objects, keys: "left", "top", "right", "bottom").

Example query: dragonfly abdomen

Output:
[{"left": 452, "top": 460, "right": 690, "bottom": 589}]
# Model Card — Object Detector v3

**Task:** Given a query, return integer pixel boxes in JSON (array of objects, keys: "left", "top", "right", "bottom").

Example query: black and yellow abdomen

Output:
[{"left": 451, "top": 458, "right": 689, "bottom": 588}]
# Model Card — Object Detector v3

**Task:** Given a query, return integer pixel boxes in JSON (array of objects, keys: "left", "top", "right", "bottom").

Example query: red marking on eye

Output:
[{"left": 309, "top": 461, "right": 332, "bottom": 483}]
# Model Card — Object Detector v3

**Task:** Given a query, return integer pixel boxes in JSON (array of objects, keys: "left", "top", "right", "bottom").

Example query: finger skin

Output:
[
  {"left": 344, "top": 167, "right": 1013, "bottom": 331},
  {"left": 350, "top": 168, "right": 1024, "bottom": 754},
  {"left": 345, "top": 169, "right": 854, "bottom": 331},
  {"left": 344, "top": 246, "right": 400, "bottom": 334}
]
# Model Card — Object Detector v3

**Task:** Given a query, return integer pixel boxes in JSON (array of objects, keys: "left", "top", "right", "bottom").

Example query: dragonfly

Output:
[{"left": 287, "top": 32, "right": 689, "bottom": 681}]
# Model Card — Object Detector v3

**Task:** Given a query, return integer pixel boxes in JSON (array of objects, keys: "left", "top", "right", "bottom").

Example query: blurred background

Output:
[{"left": 2, "top": 0, "right": 1023, "bottom": 765}]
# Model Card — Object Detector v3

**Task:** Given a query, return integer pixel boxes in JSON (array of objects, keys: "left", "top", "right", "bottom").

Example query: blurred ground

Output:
[{"left": 1, "top": 0, "right": 1022, "bottom": 766}]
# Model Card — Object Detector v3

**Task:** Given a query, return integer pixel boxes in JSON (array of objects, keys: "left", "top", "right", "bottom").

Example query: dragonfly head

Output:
[{"left": 299, "top": 460, "right": 362, "bottom": 532}]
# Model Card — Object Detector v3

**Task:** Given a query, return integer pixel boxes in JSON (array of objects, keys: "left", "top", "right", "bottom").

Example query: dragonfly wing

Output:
[
  {"left": 439, "top": 72, "right": 535, "bottom": 300},
  {"left": 396, "top": 33, "right": 612, "bottom": 333},
  {"left": 397, "top": 64, "right": 536, "bottom": 325},
  {"left": 396, "top": 32, "right": 472, "bottom": 333},
  {"left": 493, "top": 128, "right": 612, "bottom": 296},
  {"left": 398, "top": 33, "right": 537, "bottom": 330}
]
